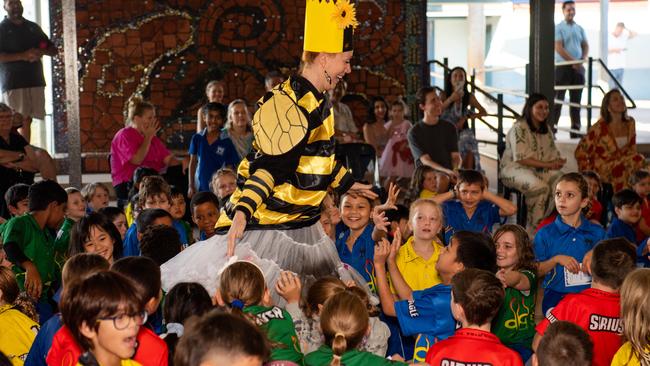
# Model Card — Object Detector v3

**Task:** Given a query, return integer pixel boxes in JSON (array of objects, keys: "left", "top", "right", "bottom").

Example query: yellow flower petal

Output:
[{"left": 331, "top": 0, "right": 359, "bottom": 30}]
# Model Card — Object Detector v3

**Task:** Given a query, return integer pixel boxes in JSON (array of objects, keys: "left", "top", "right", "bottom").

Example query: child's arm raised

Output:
[
  {"left": 430, "top": 189, "right": 455, "bottom": 204},
  {"left": 496, "top": 268, "right": 531, "bottom": 291},
  {"left": 386, "top": 231, "right": 414, "bottom": 300},
  {"left": 187, "top": 154, "right": 198, "bottom": 198},
  {"left": 275, "top": 271, "right": 302, "bottom": 305},
  {"left": 371, "top": 210, "right": 390, "bottom": 242},
  {"left": 538, "top": 255, "right": 581, "bottom": 275},
  {"left": 374, "top": 183, "right": 400, "bottom": 214},
  {"left": 371, "top": 183, "right": 400, "bottom": 242},
  {"left": 374, "top": 238, "right": 398, "bottom": 317},
  {"left": 482, "top": 190, "right": 517, "bottom": 217}
]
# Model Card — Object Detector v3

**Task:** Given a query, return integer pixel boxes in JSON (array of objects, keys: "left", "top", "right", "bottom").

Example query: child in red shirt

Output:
[
  {"left": 533, "top": 321, "right": 593, "bottom": 366},
  {"left": 425, "top": 268, "right": 523, "bottom": 366},
  {"left": 533, "top": 238, "right": 637, "bottom": 366},
  {"left": 582, "top": 171, "right": 603, "bottom": 224},
  {"left": 630, "top": 169, "right": 650, "bottom": 242}
]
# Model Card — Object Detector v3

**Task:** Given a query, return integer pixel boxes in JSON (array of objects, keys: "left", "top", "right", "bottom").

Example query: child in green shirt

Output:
[
  {"left": 54, "top": 187, "right": 86, "bottom": 271},
  {"left": 491, "top": 224, "right": 538, "bottom": 363},
  {"left": 1, "top": 180, "right": 67, "bottom": 322},
  {"left": 217, "top": 261, "right": 304, "bottom": 365},
  {"left": 304, "top": 291, "right": 408, "bottom": 366}
]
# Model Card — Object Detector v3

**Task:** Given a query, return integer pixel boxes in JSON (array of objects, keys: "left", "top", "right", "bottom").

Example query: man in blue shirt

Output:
[
  {"left": 552, "top": 0, "right": 589, "bottom": 138},
  {"left": 188, "top": 102, "right": 240, "bottom": 196}
]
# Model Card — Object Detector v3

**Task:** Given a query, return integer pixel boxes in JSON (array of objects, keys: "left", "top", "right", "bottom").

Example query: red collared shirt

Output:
[{"left": 425, "top": 328, "right": 523, "bottom": 366}]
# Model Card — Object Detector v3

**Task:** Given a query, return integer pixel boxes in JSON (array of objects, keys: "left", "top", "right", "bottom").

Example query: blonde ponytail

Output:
[
  {"left": 320, "top": 292, "right": 369, "bottom": 365},
  {"left": 330, "top": 332, "right": 347, "bottom": 366}
]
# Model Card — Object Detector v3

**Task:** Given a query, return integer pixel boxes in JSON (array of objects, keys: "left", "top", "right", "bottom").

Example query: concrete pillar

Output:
[
  {"left": 62, "top": 0, "right": 82, "bottom": 187},
  {"left": 467, "top": 4, "right": 485, "bottom": 84},
  {"left": 529, "top": 0, "right": 555, "bottom": 104},
  {"left": 600, "top": 0, "right": 609, "bottom": 81}
]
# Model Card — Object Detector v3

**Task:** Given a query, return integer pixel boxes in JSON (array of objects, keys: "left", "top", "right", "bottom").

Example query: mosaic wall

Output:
[{"left": 50, "top": 0, "right": 426, "bottom": 173}]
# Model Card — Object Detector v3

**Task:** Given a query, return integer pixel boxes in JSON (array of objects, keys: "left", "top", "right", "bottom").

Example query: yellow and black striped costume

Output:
[{"left": 216, "top": 76, "right": 354, "bottom": 232}]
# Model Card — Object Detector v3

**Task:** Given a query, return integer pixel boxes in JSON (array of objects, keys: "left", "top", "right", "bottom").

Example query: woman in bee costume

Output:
[{"left": 161, "top": 0, "right": 376, "bottom": 300}]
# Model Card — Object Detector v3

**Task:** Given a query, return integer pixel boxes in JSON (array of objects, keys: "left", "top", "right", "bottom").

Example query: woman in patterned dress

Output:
[
  {"left": 500, "top": 94, "right": 566, "bottom": 233},
  {"left": 575, "top": 89, "right": 645, "bottom": 193}
]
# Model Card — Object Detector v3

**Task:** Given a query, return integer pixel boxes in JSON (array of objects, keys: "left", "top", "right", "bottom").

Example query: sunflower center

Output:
[{"left": 341, "top": 10, "right": 346, "bottom": 17}]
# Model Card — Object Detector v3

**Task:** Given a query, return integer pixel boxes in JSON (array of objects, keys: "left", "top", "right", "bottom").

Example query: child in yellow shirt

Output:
[{"left": 374, "top": 198, "right": 444, "bottom": 291}]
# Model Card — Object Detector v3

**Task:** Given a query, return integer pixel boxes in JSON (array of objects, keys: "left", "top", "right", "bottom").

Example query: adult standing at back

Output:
[
  {"left": 407, "top": 86, "right": 460, "bottom": 183},
  {"left": 110, "top": 97, "right": 185, "bottom": 207},
  {"left": 552, "top": 0, "right": 589, "bottom": 138},
  {"left": 0, "top": 0, "right": 57, "bottom": 142},
  {"left": 608, "top": 22, "right": 637, "bottom": 90}
]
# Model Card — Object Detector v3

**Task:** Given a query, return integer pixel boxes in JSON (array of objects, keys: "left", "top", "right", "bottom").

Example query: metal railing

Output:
[
  {"left": 472, "top": 57, "right": 636, "bottom": 131},
  {"left": 428, "top": 58, "right": 521, "bottom": 195}
]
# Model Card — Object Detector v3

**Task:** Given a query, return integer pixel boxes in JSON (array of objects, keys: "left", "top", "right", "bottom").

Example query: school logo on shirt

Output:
[
  {"left": 588, "top": 314, "right": 622, "bottom": 333},
  {"left": 407, "top": 300, "right": 419, "bottom": 317},
  {"left": 254, "top": 306, "right": 285, "bottom": 326},
  {"left": 215, "top": 146, "right": 225, "bottom": 156},
  {"left": 440, "top": 359, "right": 492, "bottom": 366}
]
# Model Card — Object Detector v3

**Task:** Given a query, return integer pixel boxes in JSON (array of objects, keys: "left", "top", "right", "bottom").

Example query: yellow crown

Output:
[{"left": 304, "top": 0, "right": 359, "bottom": 53}]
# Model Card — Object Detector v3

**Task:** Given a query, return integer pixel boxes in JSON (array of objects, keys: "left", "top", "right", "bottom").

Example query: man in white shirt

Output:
[{"left": 608, "top": 22, "right": 637, "bottom": 90}]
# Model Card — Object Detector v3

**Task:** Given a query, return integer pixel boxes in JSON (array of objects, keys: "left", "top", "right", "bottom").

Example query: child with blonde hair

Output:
[
  {"left": 304, "top": 291, "right": 408, "bottom": 365},
  {"left": 0, "top": 267, "right": 38, "bottom": 365},
  {"left": 611, "top": 268, "right": 650, "bottom": 366},
  {"left": 209, "top": 168, "right": 237, "bottom": 206},
  {"left": 81, "top": 182, "right": 110, "bottom": 212},
  {"left": 217, "top": 261, "right": 303, "bottom": 365},
  {"left": 276, "top": 274, "right": 389, "bottom": 356}
]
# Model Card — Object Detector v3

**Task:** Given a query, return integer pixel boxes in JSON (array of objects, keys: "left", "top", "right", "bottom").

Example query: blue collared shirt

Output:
[
  {"left": 555, "top": 20, "right": 587, "bottom": 62},
  {"left": 24, "top": 314, "right": 63, "bottom": 366},
  {"left": 534, "top": 215, "right": 605, "bottom": 293},
  {"left": 395, "top": 284, "right": 456, "bottom": 362},
  {"left": 606, "top": 217, "right": 637, "bottom": 244},
  {"left": 123, "top": 223, "right": 139, "bottom": 257},
  {"left": 335, "top": 223, "right": 376, "bottom": 290},
  {"left": 188, "top": 130, "right": 240, "bottom": 192},
  {"left": 607, "top": 218, "right": 650, "bottom": 267},
  {"left": 442, "top": 200, "right": 501, "bottom": 244},
  {"left": 123, "top": 220, "right": 188, "bottom": 257}
]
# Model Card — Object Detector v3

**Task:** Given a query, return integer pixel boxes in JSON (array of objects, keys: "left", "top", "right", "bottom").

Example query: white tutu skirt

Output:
[{"left": 160, "top": 223, "right": 372, "bottom": 306}]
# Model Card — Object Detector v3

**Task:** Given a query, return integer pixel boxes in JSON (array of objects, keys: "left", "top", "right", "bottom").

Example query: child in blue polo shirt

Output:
[
  {"left": 535, "top": 172, "right": 606, "bottom": 315},
  {"left": 374, "top": 230, "right": 497, "bottom": 363},
  {"left": 606, "top": 189, "right": 650, "bottom": 267},
  {"left": 187, "top": 102, "right": 240, "bottom": 197},
  {"left": 432, "top": 169, "right": 516, "bottom": 244},
  {"left": 335, "top": 191, "right": 378, "bottom": 291}
]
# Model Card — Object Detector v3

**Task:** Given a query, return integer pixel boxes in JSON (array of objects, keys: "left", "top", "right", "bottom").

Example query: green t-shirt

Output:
[
  {"left": 244, "top": 305, "right": 304, "bottom": 364},
  {"left": 54, "top": 217, "right": 75, "bottom": 273},
  {"left": 492, "top": 269, "right": 537, "bottom": 347},
  {"left": 1, "top": 214, "right": 64, "bottom": 294},
  {"left": 305, "top": 346, "right": 406, "bottom": 366}
]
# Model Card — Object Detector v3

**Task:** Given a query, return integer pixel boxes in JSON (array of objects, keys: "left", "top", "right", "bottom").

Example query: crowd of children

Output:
[{"left": 3, "top": 149, "right": 650, "bottom": 366}]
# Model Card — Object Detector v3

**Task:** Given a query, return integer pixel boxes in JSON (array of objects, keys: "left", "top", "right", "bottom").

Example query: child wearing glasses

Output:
[{"left": 60, "top": 270, "right": 147, "bottom": 366}]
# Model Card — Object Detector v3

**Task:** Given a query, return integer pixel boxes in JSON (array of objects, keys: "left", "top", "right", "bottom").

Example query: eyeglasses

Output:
[{"left": 97, "top": 311, "right": 148, "bottom": 330}]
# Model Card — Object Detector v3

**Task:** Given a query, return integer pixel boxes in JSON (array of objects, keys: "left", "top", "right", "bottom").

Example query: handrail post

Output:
[
  {"left": 470, "top": 72, "right": 476, "bottom": 132},
  {"left": 443, "top": 57, "right": 449, "bottom": 82},
  {"left": 525, "top": 63, "right": 530, "bottom": 94},
  {"left": 587, "top": 57, "right": 593, "bottom": 130},
  {"left": 497, "top": 93, "right": 504, "bottom": 194}
]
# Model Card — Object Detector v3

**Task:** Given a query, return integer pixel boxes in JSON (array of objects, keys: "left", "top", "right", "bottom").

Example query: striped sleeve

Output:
[
  {"left": 234, "top": 169, "right": 275, "bottom": 221},
  {"left": 329, "top": 161, "right": 355, "bottom": 194}
]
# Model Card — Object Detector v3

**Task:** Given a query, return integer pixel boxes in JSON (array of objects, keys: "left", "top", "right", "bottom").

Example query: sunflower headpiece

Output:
[{"left": 304, "top": 0, "right": 359, "bottom": 53}]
